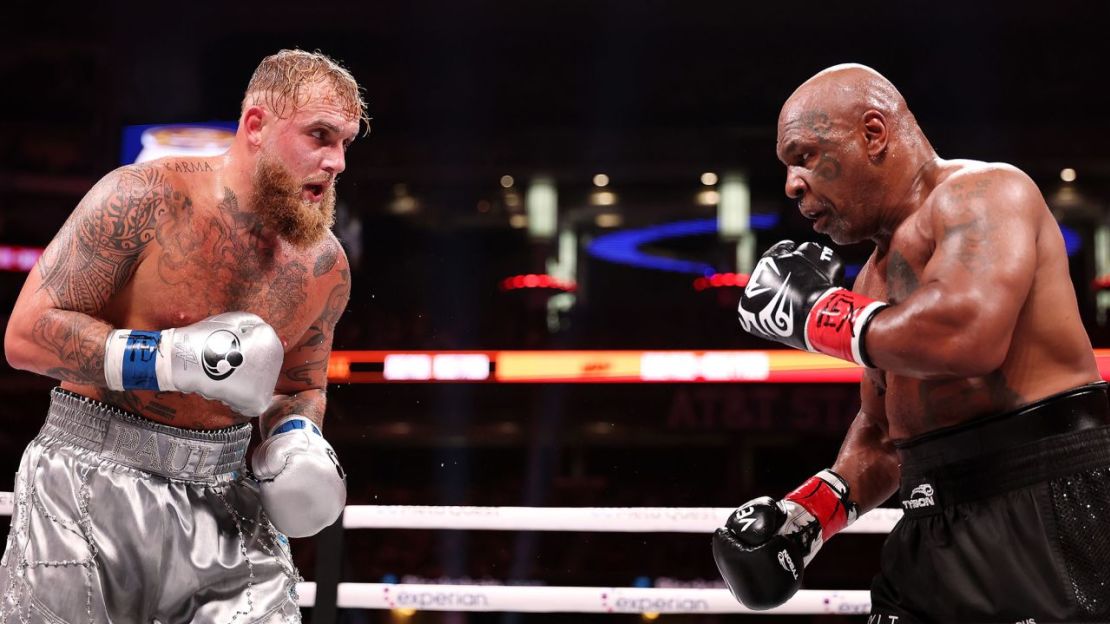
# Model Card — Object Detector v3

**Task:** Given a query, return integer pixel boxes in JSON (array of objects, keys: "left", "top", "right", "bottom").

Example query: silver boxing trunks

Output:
[{"left": 0, "top": 389, "right": 302, "bottom": 623}]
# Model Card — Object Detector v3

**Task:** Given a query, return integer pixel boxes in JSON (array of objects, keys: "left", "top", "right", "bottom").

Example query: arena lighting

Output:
[
  {"left": 0, "top": 245, "right": 43, "bottom": 272},
  {"left": 330, "top": 349, "right": 1110, "bottom": 384},
  {"left": 500, "top": 175, "right": 514, "bottom": 188},
  {"left": 595, "top": 212, "right": 623, "bottom": 227},
  {"left": 336, "top": 350, "right": 845, "bottom": 383},
  {"left": 717, "top": 172, "right": 750, "bottom": 239},
  {"left": 1061, "top": 168, "right": 1077, "bottom": 182},
  {"left": 1060, "top": 224, "right": 1081, "bottom": 256},
  {"left": 380, "top": 353, "right": 493, "bottom": 381},
  {"left": 587, "top": 219, "right": 719, "bottom": 274},
  {"left": 593, "top": 173, "right": 610, "bottom": 188},
  {"left": 525, "top": 177, "right": 557, "bottom": 239},
  {"left": 590, "top": 190, "right": 618, "bottom": 206},
  {"left": 587, "top": 217, "right": 781, "bottom": 275},
  {"left": 692, "top": 272, "right": 748, "bottom": 291},
  {"left": 695, "top": 190, "right": 720, "bottom": 206},
  {"left": 120, "top": 122, "right": 238, "bottom": 165},
  {"left": 499, "top": 273, "right": 577, "bottom": 292},
  {"left": 700, "top": 172, "right": 718, "bottom": 186}
]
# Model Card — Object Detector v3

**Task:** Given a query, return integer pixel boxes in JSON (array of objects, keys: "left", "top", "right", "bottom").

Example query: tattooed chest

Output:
[
  {"left": 123, "top": 243, "right": 313, "bottom": 341},
  {"left": 887, "top": 373, "right": 1023, "bottom": 437},
  {"left": 873, "top": 247, "right": 926, "bottom": 305}
]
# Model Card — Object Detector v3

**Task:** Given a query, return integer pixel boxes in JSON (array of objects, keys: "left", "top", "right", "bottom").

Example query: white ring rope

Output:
[
  {"left": 0, "top": 493, "right": 902, "bottom": 532},
  {"left": 293, "top": 583, "right": 872, "bottom": 614},
  {"left": 0, "top": 492, "right": 889, "bottom": 614},
  {"left": 342, "top": 504, "right": 903, "bottom": 533}
]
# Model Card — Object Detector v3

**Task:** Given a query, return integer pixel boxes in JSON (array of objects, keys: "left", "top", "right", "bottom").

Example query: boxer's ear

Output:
[
  {"left": 242, "top": 105, "right": 267, "bottom": 149},
  {"left": 862, "top": 109, "right": 888, "bottom": 163}
]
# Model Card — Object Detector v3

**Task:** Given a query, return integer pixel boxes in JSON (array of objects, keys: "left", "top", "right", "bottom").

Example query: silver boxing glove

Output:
[
  {"left": 252, "top": 416, "right": 347, "bottom": 537},
  {"left": 104, "top": 312, "right": 283, "bottom": 418}
]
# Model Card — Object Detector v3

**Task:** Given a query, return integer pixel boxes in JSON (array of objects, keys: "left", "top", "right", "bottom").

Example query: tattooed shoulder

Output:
[
  {"left": 886, "top": 251, "right": 919, "bottom": 303},
  {"left": 38, "top": 164, "right": 182, "bottom": 311}
]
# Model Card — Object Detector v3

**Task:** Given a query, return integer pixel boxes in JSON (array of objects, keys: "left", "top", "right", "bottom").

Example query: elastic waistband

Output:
[
  {"left": 896, "top": 383, "right": 1110, "bottom": 517},
  {"left": 39, "top": 388, "right": 252, "bottom": 481}
]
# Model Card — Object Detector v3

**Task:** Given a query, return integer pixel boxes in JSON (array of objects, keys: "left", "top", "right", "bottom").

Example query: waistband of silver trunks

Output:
[{"left": 39, "top": 387, "right": 252, "bottom": 481}]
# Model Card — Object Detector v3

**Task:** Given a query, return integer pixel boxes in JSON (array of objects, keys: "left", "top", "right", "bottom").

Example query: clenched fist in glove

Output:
[
  {"left": 104, "top": 312, "right": 283, "bottom": 418},
  {"left": 252, "top": 416, "right": 347, "bottom": 538},
  {"left": 738, "top": 241, "right": 887, "bottom": 367},
  {"left": 712, "top": 470, "right": 858, "bottom": 610}
]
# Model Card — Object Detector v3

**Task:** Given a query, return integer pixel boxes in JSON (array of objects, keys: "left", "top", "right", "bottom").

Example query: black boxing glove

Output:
[
  {"left": 737, "top": 240, "right": 887, "bottom": 367},
  {"left": 712, "top": 469, "right": 858, "bottom": 610}
]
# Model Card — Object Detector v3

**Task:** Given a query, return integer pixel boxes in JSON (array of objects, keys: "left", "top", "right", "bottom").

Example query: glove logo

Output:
[
  {"left": 327, "top": 448, "right": 347, "bottom": 480},
  {"left": 202, "top": 330, "right": 245, "bottom": 381},
  {"left": 777, "top": 549, "right": 798, "bottom": 580},
  {"left": 814, "top": 290, "right": 859, "bottom": 334},
  {"left": 739, "top": 258, "right": 794, "bottom": 338},
  {"left": 734, "top": 505, "right": 758, "bottom": 533},
  {"left": 911, "top": 484, "right": 934, "bottom": 498}
]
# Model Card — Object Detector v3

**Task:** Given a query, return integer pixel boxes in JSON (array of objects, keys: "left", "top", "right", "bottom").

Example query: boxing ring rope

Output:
[
  {"left": 293, "top": 583, "right": 873, "bottom": 615},
  {"left": 0, "top": 490, "right": 895, "bottom": 615},
  {"left": 340, "top": 503, "right": 903, "bottom": 534}
]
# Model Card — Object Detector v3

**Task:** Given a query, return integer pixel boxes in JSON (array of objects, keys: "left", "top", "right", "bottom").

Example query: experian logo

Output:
[{"left": 393, "top": 590, "right": 490, "bottom": 608}]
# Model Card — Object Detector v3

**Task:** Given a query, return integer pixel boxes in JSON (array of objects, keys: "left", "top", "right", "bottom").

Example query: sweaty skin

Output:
[
  {"left": 5, "top": 81, "right": 357, "bottom": 433},
  {"left": 774, "top": 64, "right": 1099, "bottom": 513}
]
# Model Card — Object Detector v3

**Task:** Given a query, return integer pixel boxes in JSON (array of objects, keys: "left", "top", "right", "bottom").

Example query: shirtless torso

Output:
[
  {"left": 22, "top": 156, "right": 349, "bottom": 430},
  {"left": 853, "top": 160, "right": 1098, "bottom": 440}
]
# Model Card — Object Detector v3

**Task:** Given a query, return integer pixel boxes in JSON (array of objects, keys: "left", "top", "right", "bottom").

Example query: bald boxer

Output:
[
  {"left": 0, "top": 49, "right": 365, "bottom": 622},
  {"left": 713, "top": 64, "right": 1110, "bottom": 622}
]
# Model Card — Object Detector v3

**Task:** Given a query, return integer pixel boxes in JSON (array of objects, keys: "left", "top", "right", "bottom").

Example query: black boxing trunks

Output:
[
  {"left": 868, "top": 382, "right": 1110, "bottom": 624},
  {"left": 0, "top": 389, "right": 302, "bottom": 623}
]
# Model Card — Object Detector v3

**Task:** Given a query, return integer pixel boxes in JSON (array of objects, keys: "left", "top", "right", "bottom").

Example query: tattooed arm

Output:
[
  {"left": 865, "top": 168, "right": 1040, "bottom": 378},
  {"left": 260, "top": 242, "right": 351, "bottom": 433},
  {"left": 4, "top": 166, "right": 167, "bottom": 383},
  {"left": 251, "top": 242, "right": 350, "bottom": 537}
]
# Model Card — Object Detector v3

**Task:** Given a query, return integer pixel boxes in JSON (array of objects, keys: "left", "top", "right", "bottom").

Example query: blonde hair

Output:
[{"left": 242, "top": 49, "right": 369, "bottom": 134}]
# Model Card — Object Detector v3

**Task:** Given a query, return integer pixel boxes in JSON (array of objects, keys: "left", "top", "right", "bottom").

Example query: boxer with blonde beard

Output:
[{"left": 1, "top": 49, "right": 367, "bottom": 622}]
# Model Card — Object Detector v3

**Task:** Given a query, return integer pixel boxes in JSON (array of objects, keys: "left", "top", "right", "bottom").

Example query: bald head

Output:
[
  {"left": 776, "top": 62, "right": 934, "bottom": 171},
  {"left": 775, "top": 64, "right": 938, "bottom": 245},
  {"left": 780, "top": 63, "right": 914, "bottom": 138}
]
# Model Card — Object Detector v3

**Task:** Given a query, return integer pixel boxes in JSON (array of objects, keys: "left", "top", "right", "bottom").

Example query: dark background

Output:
[{"left": 4, "top": 1, "right": 1110, "bottom": 622}]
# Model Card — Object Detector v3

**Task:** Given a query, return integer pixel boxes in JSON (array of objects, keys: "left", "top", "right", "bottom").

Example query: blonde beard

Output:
[{"left": 250, "top": 152, "right": 336, "bottom": 248}]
